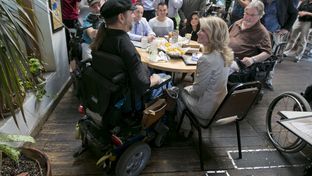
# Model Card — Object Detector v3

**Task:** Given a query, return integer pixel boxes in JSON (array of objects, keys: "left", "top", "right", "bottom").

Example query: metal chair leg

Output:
[
  {"left": 177, "top": 109, "right": 186, "bottom": 132},
  {"left": 236, "top": 121, "right": 242, "bottom": 159},
  {"left": 198, "top": 127, "right": 204, "bottom": 170}
]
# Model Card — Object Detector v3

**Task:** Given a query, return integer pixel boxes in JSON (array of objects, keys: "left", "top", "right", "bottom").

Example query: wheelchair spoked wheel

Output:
[
  {"left": 266, "top": 91, "right": 311, "bottom": 152},
  {"left": 115, "top": 142, "right": 151, "bottom": 176}
]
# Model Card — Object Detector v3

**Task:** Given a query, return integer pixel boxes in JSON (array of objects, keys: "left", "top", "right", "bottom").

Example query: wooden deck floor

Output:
[{"left": 30, "top": 57, "right": 312, "bottom": 176}]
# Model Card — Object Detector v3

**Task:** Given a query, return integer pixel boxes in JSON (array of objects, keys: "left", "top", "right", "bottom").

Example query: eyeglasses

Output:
[{"left": 244, "top": 12, "right": 259, "bottom": 17}]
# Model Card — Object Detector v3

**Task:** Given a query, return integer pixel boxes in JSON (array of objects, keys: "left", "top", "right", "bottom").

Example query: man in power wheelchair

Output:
[
  {"left": 227, "top": 0, "right": 275, "bottom": 89},
  {"left": 74, "top": 0, "right": 172, "bottom": 175},
  {"left": 75, "top": 50, "right": 171, "bottom": 175}
]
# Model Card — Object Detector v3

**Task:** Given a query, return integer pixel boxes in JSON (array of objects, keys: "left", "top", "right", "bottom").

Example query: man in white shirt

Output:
[
  {"left": 153, "top": 0, "right": 183, "bottom": 29},
  {"left": 128, "top": 3, "right": 156, "bottom": 42},
  {"left": 148, "top": 2, "right": 174, "bottom": 37}
]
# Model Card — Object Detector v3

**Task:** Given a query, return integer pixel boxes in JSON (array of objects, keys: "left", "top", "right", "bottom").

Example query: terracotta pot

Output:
[{"left": 21, "top": 147, "right": 52, "bottom": 176}]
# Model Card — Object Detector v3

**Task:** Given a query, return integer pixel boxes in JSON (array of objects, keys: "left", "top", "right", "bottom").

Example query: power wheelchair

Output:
[
  {"left": 74, "top": 51, "right": 171, "bottom": 176},
  {"left": 228, "top": 32, "right": 286, "bottom": 87}
]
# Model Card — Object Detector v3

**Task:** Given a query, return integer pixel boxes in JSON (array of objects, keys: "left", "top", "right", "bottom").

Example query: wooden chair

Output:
[{"left": 177, "top": 81, "right": 262, "bottom": 170}]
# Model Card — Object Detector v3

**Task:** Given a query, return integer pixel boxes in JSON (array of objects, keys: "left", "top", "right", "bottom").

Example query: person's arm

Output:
[
  {"left": 120, "top": 38, "right": 151, "bottom": 94},
  {"left": 86, "top": 28, "right": 98, "bottom": 40},
  {"left": 150, "top": 74, "right": 161, "bottom": 87},
  {"left": 280, "top": 0, "right": 298, "bottom": 33},
  {"left": 128, "top": 32, "right": 143, "bottom": 41},
  {"left": 237, "top": 0, "right": 251, "bottom": 8},
  {"left": 82, "top": 14, "right": 98, "bottom": 40},
  {"left": 241, "top": 51, "right": 271, "bottom": 67},
  {"left": 241, "top": 30, "right": 272, "bottom": 67},
  {"left": 172, "top": 0, "right": 183, "bottom": 9},
  {"left": 191, "top": 57, "right": 215, "bottom": 97},
  {"left": 178, "top": 8, "right": 186, "bottom": 25},
  {"left": 76, "top": 1, "right": 81, "bottom": 14},
  {"left": 298, "top": 11, "right": 312, "bottom": 17},
  {"left": 143, "top": 18, "right": 156, "bottom": 42}
]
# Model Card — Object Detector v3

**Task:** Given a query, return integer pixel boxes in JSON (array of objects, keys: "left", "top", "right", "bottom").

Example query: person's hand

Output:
[
  {"left": 298, "top": 11, "right": 308, "bottom": 17},
  {"left": 241, "top": 57, "right": 254, "bottom": 67},
  {"left": 277, "top": 29, "right": 289, "bottom": 35},
  {"left": 150, "top": 74, "right": 161, "bottom": 87},
  {"left": 184, "top": 19, "right": 187, "bottom": 24},
  {"left": 147, "top": 35, "right": 156, "bottom": 43}
]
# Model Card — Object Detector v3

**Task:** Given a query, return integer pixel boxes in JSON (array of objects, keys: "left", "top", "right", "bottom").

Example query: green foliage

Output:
[
  {"left": 0, "top": 0, "right": 42, "bottom": 164},
  {"left": 0, "top": 134, "right": 35, "bottom": 162},
  {"left": 0, "top": 0, "right": 42, "bottom": 127},
  {"left": 19, "top": 57, "right": 46, "bottom": 100},
  {"left": 28, "top": 57, "right": 44, "bottom": 76}
]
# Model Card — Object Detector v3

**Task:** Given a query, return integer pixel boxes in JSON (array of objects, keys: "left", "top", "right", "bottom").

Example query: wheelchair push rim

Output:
[{"left": 266, "top": 91, "right": 311, "bottom": 153}]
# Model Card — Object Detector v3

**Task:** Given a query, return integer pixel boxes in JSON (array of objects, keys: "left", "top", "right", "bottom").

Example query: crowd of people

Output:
[{"left": 61, "top": 0, "right": 312, "bottom": 133}]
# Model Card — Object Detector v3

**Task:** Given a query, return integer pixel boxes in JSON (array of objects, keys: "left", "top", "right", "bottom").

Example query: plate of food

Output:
[{"left": 158, "top": 42, "right": 187, "bottom": 57}]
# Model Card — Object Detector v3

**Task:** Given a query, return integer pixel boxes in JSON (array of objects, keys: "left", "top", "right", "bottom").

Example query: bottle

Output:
[
  {"left": 149, "top": 40, "right": 158, "bottom": 62},
  {"left": 172, "top": 30, "right": 179, "bottom": 43}
]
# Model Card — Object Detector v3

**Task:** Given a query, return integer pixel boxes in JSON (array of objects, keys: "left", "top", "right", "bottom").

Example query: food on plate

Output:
[{"left": 159, "top": 42, "right": 186, "bottom": 56}]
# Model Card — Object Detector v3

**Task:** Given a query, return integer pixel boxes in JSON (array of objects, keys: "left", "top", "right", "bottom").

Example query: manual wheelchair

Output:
[
  {"left": 265, "top": 85, "right": 312, "bottom": 176},
  {"left": 74, "top": 51, "right": 171, "bottom": 176},
  {"left": 266, "top": 84, "right": 312, "bottom": 153}
]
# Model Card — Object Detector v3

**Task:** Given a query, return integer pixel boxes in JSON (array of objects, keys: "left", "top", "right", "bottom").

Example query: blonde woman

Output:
[{"left": 177, "top": 16, "right": 233, "bottom": 136}]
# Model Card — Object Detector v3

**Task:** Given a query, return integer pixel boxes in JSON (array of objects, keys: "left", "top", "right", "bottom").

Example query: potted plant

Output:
[
  {"left": 0, "top": 134, "right": 52, "bottom": 176},
  {"left": 20, "top": 56, "right": 46, "bottom": 100},
  {"left": 0, "top": 0, "right": 50, "bottom": 175}
]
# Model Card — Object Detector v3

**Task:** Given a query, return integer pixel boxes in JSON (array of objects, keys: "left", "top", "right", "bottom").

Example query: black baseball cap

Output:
[{"left": 100, "top": 0, "right": 136, "bottom": 19}]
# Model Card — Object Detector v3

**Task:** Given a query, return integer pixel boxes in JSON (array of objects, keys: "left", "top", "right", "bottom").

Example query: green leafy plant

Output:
[
  {"left": 0, "top": 0, "right": 42, "bottom": 125},
  {"left": 0, "top": 134, "right": 35, "bottom": 162},
  {"left": 0, "top": 0, "right": 43, "bottom": 168},
  {"left": 19, "top": 56, "right": 46, "bottom": 100}
]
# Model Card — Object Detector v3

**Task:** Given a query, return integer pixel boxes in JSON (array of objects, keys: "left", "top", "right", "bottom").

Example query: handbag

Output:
[{"left": 142, "top": 99, "right": 167, "bottom": 129}]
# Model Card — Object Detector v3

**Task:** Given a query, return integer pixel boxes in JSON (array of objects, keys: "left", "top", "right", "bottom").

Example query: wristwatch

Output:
[{"left": 251, "top": 56, "right": 257, "bottom": 63}]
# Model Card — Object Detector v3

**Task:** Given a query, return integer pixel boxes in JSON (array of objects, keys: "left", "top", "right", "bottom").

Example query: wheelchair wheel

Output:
[
  {"left": 266, "top": 91, "right": 311, "bottom": 152},
  {"left": 115, "top": 142, "right": 151, "bottom": 176}
]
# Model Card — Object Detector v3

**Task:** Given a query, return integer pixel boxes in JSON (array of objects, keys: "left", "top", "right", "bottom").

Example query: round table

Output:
[{"left": 136, "top": 48, "right": 196, "bottom": 73}]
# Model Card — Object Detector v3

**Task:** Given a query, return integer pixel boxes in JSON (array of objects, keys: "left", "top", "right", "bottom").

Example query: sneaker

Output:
[
  {"left": 263, "top": 83, "right": 274, "bottom": 91},
  {"left": 295, "top": 56, "right": 301, "bottom": 63},
  {"left": 283, "top": 50, "right": 296, "bottom": 57}
]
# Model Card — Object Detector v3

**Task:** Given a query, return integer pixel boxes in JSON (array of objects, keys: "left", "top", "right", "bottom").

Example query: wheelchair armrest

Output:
[
  {"left": 80, "top": 58, "right": 92, "bottom": 64},
  {"left": 78, "top": 58, "right": 92, "bottom": 70},
  {"left": 112, "top": 73, "right": 126, "bottom": 84}
]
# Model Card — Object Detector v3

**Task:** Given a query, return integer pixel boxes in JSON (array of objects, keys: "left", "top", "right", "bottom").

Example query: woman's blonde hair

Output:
[{"left": 199, "top": 16, "right": 233, "bottom": 67}]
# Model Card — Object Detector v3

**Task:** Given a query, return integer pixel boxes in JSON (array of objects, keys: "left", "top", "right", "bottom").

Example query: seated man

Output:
[
  {"left": 148, "top": 2, "right": 174, "bottom": 37},
  {"left": 81, "top": 0, "right": 104, "bottom": 60},
  {"left": 228, "top": 0, "right": 272, "bottom": 86},
  {"left": 90, "top": 0, "right": 161, "bottom": 110},
  {"left": 128, "top": 3, "right": 156, "bottom": 42}
]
